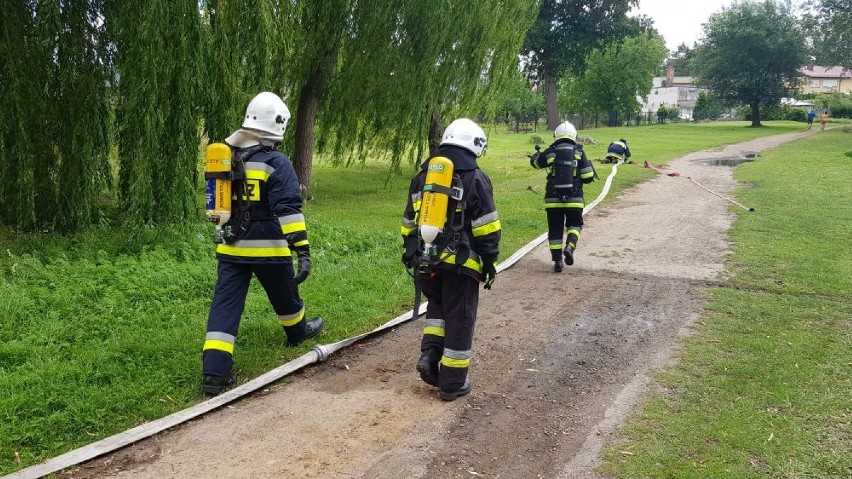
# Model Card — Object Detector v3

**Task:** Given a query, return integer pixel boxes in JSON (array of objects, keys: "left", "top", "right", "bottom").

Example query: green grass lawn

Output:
[
  {"left": 0, "top": 121, "right": 807, "bottom": 474},
  {"left": 600, "top": 129, "right": 852, "bottom": 478}
]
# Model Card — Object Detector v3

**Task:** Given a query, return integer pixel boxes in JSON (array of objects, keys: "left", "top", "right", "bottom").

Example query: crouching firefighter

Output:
[
  {"left": 530, "top": 121, "right": 595, "bottom": 272},
  {"left": 400, "top": 118, "right": 501, "bottom": 401},
  {"left": 603, "top": 138, "right": 631, "bottom": 164},
  {"left": 201, "top": 91, "right": 323, "bottom": 396}
]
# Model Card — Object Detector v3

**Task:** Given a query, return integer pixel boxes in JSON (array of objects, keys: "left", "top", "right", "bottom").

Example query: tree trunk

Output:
[
  {"left": 292, "top": 71, "right": 322, "bottom": 197},
  {"left": 750, "top": 103, "right": 762, "bottom": 127},
  {"left": 607, "top": 110, "right": 618, "bottom": 127},
  {"left": 543, "top": 73, "right": 560, "bottom": 130},
  {"left": 428, "top": 105, "right": 444, "bottom": 152}
]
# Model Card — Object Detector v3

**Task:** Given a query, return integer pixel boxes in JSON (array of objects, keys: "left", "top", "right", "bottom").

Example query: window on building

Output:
[
  {"left": 823, "top": 79, "right": 838, "bottom": 91},
  {"left": 809, "top": 79, "right": 820, "bottom": 88}
]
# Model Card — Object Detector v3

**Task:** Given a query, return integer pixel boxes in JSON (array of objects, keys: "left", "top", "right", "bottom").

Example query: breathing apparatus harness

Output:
[{"left": 205, "top": 144, "right": 271, "bottom": 244}]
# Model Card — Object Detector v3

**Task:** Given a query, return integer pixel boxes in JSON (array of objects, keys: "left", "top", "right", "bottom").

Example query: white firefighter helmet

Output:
[
  {"left": 241, "top": 91, "right": 290, "bottom": 140},
  {"left": 441, "top": 118, "right": 487, "bottom": 157},
  {"left": 553, "top": 121, "right": 577, "bottom": 141}
]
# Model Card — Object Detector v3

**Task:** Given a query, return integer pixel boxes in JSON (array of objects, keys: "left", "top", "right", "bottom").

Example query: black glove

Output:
[
  {"left": 401, "top": 236, "right": 421, "bottom": 269},
  {"left": 293, "top": 246, "right": 311, "bottom": 285},
  {"left": 482, "top": 262, "right": 497, "bottom": 290}
]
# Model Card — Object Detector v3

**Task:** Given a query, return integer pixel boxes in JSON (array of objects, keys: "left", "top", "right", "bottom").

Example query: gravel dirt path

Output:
[{"left": 61, "top": 130, "right": 815, "bottom": 479}]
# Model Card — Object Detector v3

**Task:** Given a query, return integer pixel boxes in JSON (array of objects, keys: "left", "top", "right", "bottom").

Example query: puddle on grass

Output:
[{"left": 703, "top": 152, "right": 760, "bottom": 166}]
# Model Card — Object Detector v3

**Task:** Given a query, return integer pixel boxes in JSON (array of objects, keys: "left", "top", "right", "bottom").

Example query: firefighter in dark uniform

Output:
[
  {"left": 202, "top": 91, "right": 323, "bottom": 395},
  {"left": 400, "top": 118, "right": 501, "bottom": 401},
  {"left": 530, "top": 121, "right": 595, "bottom": 272},
  {"left": 603, "top": 138, "right": 631, "bottom": 164}
]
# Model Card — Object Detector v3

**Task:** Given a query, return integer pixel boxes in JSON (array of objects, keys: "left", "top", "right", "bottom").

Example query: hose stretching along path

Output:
[{"left": 4, "top": 161, "right": 624, "bottom": 479}]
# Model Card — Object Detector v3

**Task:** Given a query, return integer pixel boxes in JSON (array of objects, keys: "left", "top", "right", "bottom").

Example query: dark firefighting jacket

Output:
[
  {"left": 400, "top": 145, "right": 501, "bottom": 280},
  {"left": 530, "top": 138, "right": 595, "bottom": 209},
  {"left": 606, "top": 140, "right": 631, "bottom": 161},
  {"left": 216, "top": 147, "right": 309, "bottom": 263}
]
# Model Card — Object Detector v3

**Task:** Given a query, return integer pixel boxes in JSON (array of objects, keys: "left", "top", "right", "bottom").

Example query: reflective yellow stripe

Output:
[
  {"left": 567, "top": 228, "right": 582, "bottom": 238},
  {"left": 423, "top": 326, "right": 445, "bottom": 337},
  {"left": 279, "top": 308, "right": 305, "bottom": 327},
  {"left": 442, "top": 254, "right": 482, "bottom": 273},
  {"left": 203, "top": 339, "right": 234, "bottom": 354},
  {"left": 245, "top": 169, "right": 271, "bottom": 182},
  {"left": 413, "top": 200, "right": 421, "bottom": 212},
  {"left": 292, "top": 239, "right": 309, "bottom": 247},
  {"left": 472, "top": 219, "right": 501, "bottom": 237},
  {"left": 580, "top": 172, "right": 594, "bottom": 179},
  {"left": 281, "top": 221, "right": 307, "bottom": 234},
  {"left": 545, "top": 203, "right": 584, "bottom": 209},
  {"left": 549, "top": 244, "right": 562, "bottom": 250},
  {"left": 441, "top": 356, "right": 470, "bottom": 369},
  {"left": 401, "top": 225, "right": 416, "bottom": 236},
  {"left": 217, "top": 245, "right": 292, "bottom": 257}
]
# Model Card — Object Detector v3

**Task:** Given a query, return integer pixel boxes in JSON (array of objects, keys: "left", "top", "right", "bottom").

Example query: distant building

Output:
[
  {"left": 640, "top": 67, "right": 703, "bottom": 120},
  {"left": 799, "top": 66, "right": 852, "bottom": 94}
]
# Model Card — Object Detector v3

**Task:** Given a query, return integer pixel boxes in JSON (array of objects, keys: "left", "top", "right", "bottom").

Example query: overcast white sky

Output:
[{"left": 631, "top": 0, "right": 738, "bottom": 51}]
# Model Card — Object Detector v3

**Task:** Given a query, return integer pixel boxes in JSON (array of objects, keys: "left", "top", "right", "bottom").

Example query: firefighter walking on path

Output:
[
  {"left": 530, "top": 121, "right": 595, "bottom": 272},
  {"left": 202, "top": 92, "right": 323, "bottom": 396},
  {"left": 400, "top": 118, "right": 501, "bottom": 401}
]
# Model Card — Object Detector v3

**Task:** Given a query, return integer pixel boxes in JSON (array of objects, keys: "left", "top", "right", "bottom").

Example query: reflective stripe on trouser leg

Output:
[
  {"left": 564, "top": 208, "right": 584, "bottom": 250},
  {"left": 546, "top": 208, "right": 568, "bottom": 261},
  {"left": 252, "top": 261, "right": 307, "bottom": 340},
  {"left": 204, "top": 261, "right": 253, "bottom": 377},
  {"left": 437, "top": 272, "right": 480, "bottom": 391},
  {"left": 418, "top": 274, "right": 445, "bottom": 355}
]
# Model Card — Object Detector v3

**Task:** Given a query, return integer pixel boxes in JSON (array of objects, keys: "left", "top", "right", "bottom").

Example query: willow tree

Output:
[
  {"left": 313, "top": 0, "right": 540, "bottom": 177},
  {"left": 0, "top": 0, "right": 111, "bottom": 232},
  {"left": 202, "top": 0, "right": 292, "bottom": 143},
  {"left": 107, "top": 0, "right": 205, "bottom": 224}
]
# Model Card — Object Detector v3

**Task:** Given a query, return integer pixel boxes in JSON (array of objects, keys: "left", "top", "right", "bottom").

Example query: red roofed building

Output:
[{"left": 799, "top": 65, "right": 852, "bottom": 94}]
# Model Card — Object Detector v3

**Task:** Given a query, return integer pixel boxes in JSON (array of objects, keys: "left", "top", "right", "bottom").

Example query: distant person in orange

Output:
[{"left": 819, "top": 111, "right": 829, "bottom": 130}]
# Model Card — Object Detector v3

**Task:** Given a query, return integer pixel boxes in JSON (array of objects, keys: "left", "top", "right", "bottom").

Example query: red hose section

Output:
[{"left": 643, "top": 160, "right": 755, "bottom": 211}]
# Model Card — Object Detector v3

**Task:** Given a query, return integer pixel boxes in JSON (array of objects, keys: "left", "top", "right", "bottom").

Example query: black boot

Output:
[
  {"left": 439, "top": 378, "right": 472, "bottom": 401},
  {"left": 554, "top": 260, "right": 564, "bottom": 273},
  {"left": 286, "top": 316, "right": 324, "bottom": 346},
  {"left": 416, "top": 349, "right": 441, "bottom": 387},
  {"left": 202, "top": 373, "right": 236, "bottom": 396},
  {"left": 563, "top": 245, "right": 575, "bottom": 266}
]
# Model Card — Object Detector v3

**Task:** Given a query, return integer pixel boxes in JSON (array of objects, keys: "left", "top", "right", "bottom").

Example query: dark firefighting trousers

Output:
[
  {"left": 546, "top": 207, "right": 583, "bottom": 261},
  {"left": 203, "top": 260, "right": 307, "bottom": 378},
  {"left": 417, "top": 270, "right": 480, "bottom": 392}
]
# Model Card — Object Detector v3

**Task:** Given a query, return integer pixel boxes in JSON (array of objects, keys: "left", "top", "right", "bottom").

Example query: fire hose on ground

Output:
[{"left": 5, "top": 160, "right": 625, "bottom": 479}]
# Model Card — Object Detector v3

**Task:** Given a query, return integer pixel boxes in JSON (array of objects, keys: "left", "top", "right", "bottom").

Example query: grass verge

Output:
[
  {"left": 0, "top": 121, "right": 805, "bottom": 474},
  {"left": 600, "top": 128, "right": 852, "bottom": 478}
]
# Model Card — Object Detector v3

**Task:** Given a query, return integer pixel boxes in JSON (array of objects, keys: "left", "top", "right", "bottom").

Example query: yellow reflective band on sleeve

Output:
[
  {"left": 293, "top": 239, "right": 309, "bottom": 247},
  {"left": 423, "top": 326, "right": 445, "bottom": 337},
  {"left": 278, "top": 307, "right": 305, "bottom": 327},
  {"left": 580, "top": 172, "right": 594, "bottom": 179},
  {"left": 401, "top": 225, "right": 416, "bottom": 236},
  {"left": 281, "top": 221, "right": 307, "bottom": 234},
  {"left": 203, "top": 339, "right": 234, "bottom": 354},
  {"left": 441, "top": 356, "right": 471, "bottom": 369},
  {"left": 472, "top": 219, "right": 501, "bottom": 237}
]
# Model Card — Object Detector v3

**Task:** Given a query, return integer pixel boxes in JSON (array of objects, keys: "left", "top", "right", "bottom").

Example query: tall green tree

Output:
[
  {"left": 667, "top": 42, "right": 695, "bottom": 76},
  {"left": 0, "top": 0, "right": 111, "bottom": 233},
  {"left": 107, "top": 0, "right": 205, "bottom": 224},
  {"left": 692, "top": 1, "right": 807, "bottom": 127},
  {"left": 521, "top": 0, "right": 641, "bottom": 129},
  {"left": 496, "top": 71, "right": 545, "bottom": 132},
  {"left": 803, "top": 0, "right": 852, "bottom": 69},
  {"left": 575, "top": 32, "right": 666, "bottom": 126},
  {"left": 313, "top": 0, "right": 539, "bottom": 177}
]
